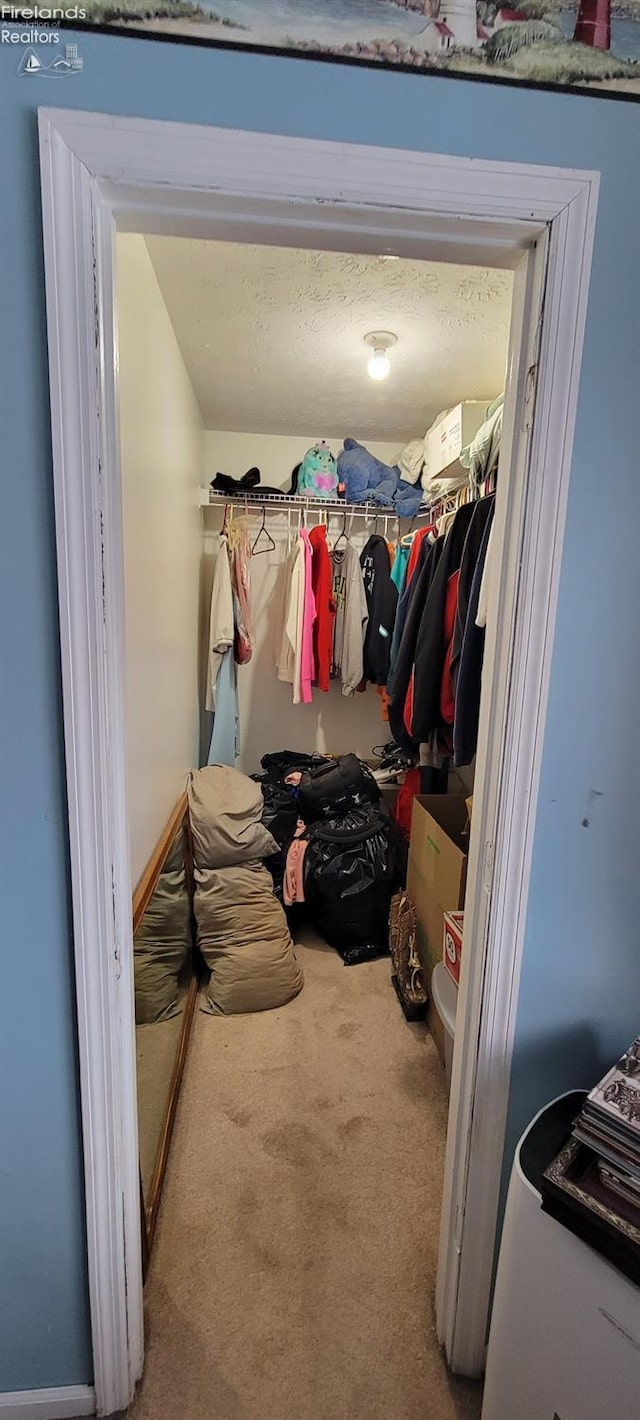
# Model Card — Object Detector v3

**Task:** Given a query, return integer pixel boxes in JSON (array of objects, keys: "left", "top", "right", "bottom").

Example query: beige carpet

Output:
[{"left": 130, "top": 930, "right": 482, "bottom": 1420}]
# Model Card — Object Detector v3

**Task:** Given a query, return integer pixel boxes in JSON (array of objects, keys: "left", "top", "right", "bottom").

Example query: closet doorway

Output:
[
  {"left": 39, "top": 108, "right": 598, "bottom": 1416},
  {"left": 117, "top": 234, "right": 513, "bottom": 1417}
]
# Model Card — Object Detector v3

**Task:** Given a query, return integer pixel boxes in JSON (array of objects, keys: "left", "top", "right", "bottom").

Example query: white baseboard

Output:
[{"left": 0, "top": 1387, "right": 96, "bottom": 1419}]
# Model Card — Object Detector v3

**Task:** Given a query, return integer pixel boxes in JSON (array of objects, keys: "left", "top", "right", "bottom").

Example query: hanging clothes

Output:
[
  {"left": 376, "top": 685, "right": 390, "bottom": 722},
  {"left": 409, "top": 502, "right": 477, "bottom": 744},
  {"left": 299, "top": 528, "right": 317, "bottom": 706},
  {"left": 453, "top": 510, "right": 495, "bottom": 767},
  {"left": 460, "top": 393, "right": 504, "bottom": 497},
  {"left": 275, "top": 534, "right": 306, "bottom": 704},
  {"left": 360, "top": 534, "right": 398, "bottom": 686},
  {"left": 387, "top": 536, "right": 443, "bottom": 754},
  {"left": 442, "top": 494, "right": 496, "bottom": 724},
  {"left": 476, "top": 518, "right": 497, "bottom": 630},
  {"left": 390, "top": 541, "right": 410, "bottom": 599},
  {"left": 449, "top": 494, "right": 495, "bottom": 692},
  {"left": 205, "top": 532, "right": 234, "bottom": 713},
  {"left": 205, "top": 532, "right": 240, "bottom": 766},
  {"left": 419, "top": 732, "right": 449, "bottom": 770},
  {"left": 207, "top": 644, "right": 239, "bottom": 767},
  {"left": 387, "top": 529, "right": 434, "bottom": 683},
  {"left": 309, "top": 524, "right": 336, "bottom": 693},
  {"left": 406, "top": 524, "right": 433, "bottom": 582},
  {"left": 330, "top": 540, "right": 368, "bottom": 696},
  {"left": 227, "top": 518, "right": 254, "bottom": 665}
]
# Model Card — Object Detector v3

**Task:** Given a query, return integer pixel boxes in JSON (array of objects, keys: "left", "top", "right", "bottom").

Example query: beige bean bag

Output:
[
  {"left": 194, "top": 862, "right": 303, "bottom": 1015},
  {"left": 188, "top": 765, "right": 278, "bottom": 869}
]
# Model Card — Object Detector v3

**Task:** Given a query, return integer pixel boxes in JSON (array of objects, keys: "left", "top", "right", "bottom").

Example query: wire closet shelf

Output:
[{"left": 200, "top": 488, "right": 460, "bottom": 523}]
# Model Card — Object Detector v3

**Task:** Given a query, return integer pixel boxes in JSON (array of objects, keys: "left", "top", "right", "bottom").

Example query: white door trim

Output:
[
  {"left": 447, "top": 179, "right": 597, "bottom": 1371},
  {"left": 0, "top": 1387, "right": 96, "bottom": 1419},
  {"left": 37, "top": 109, "right": 598, "bottom": 1409},
  {"left": 37, "top": 116, "right": 144, "bottom": 1419}
]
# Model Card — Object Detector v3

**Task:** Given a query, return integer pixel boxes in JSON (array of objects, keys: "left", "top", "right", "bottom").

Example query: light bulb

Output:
[{"left": 367, "top": 349, "right": 390, "bottom": 381}]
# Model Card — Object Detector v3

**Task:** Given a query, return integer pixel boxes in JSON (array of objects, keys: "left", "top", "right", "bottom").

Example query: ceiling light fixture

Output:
[{"left": 364, "top": 330, "right": 397, "bottom": 382}]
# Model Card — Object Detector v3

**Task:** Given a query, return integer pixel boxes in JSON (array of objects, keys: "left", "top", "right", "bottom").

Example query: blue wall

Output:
[{"left": 1, "top": 28, "right": 639, "bottom": 1391}]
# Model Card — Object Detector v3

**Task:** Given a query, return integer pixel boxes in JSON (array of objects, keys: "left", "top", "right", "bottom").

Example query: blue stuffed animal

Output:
[
  {"left": 337, "top": 439, "right": 423, "bottom": 517},
  {"left": 337, "top": 438, "right": 398, "bottom": 506},
  {"left": 394, "top": 478, "right": 425, "bottom": 518}
]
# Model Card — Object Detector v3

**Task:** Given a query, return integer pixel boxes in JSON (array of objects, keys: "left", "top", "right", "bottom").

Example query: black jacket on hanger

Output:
[
  {"left": 450, "top": 494, "right": 496, "bottom": 693},
  {"left": 360, "top": 535, "right": 398, "bottom": 685},
  {"left": 388, "top": 531, "right": 430, "bottom": 678},
  {"left": 410, "top": 502, "right": 477, "bottom": 744},
  {"left": 387, "top": 537, "right": 442, "bottom": 753}
]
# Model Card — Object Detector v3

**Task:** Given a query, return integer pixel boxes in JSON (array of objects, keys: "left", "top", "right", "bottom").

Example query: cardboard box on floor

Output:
[
  {"left": 406, "top": 795, "right": 469, "bottom": 1063},
  {"left": 443, "top": 909, "right": 465, "bottom": 987}
]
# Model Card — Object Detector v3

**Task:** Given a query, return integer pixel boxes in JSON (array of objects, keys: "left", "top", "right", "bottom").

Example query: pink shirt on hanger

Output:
[{"left": 299, "top": 528, "right": 317, "bottom": 705}]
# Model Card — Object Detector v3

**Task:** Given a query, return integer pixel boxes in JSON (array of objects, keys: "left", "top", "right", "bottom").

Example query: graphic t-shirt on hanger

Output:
[{"left": 330, "top": 541, "right": 368, "bottom": 696}]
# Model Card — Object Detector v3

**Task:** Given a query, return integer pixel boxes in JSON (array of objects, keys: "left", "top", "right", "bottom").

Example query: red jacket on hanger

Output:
[{"left": 309, "top": 524, "right": 336, "bottom": 692}]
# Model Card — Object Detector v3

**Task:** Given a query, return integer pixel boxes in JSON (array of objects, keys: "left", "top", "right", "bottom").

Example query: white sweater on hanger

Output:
[
  {"left": 476, "top": 519, "right": 496, "bottom": 629},
  {"left": 275, "top": 536, "right": 306, "bottom": 704},
  {"left": 205, "top": 535, "right": 234, "bottom": 712}
]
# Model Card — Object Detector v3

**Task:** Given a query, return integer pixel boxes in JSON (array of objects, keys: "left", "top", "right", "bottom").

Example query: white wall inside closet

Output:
[
  {"left": 116, "top": 233, "right": 204, "bottom": 883},
  {"left": 203, "top": 429, "right": 401, "bottom": 489}
]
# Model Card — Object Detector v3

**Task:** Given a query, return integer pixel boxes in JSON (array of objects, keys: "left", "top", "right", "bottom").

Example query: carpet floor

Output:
[{"left": 130, "top": 930, "right": 483, "bottom": 1420}]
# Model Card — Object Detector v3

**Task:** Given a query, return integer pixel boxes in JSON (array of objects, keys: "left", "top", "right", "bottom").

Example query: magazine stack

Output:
[{"left": 541, "top": 1038, "right": 640, "bottom": 1285}]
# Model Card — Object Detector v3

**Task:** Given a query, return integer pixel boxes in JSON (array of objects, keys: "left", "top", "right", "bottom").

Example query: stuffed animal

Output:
[
  {"left": 297, "top": 442, "right": 338, "bottom": 498},
  {"left": 394, "top": 477, "right": 425, "bottom": 518},
  {"left": 337, "top": 439, "right": 398, "bottom": 506},
  {"left": 337, "top": 439, "right": 424, "bottom": 517}
]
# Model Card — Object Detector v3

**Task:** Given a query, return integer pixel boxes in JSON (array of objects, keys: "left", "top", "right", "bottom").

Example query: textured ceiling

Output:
[{"left": 144, "top": 236, "right": 513, "bottom": 442}]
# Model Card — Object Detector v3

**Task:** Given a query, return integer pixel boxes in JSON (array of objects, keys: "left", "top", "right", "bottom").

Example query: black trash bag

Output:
[
  {"left": 258, "top": 777, "right": 300, "bottom": 847},
  {"left": 297, "top": 753, "right": 380, "bottom": 823},
  {"left": 252, "top": 753, "right": 330, "bottom": 900},
  {"left": 256, "top": 778, "right": 301, "bottom": 901},
  {"left": 303, "top": 808, "right": 405, "bottom": 965}
]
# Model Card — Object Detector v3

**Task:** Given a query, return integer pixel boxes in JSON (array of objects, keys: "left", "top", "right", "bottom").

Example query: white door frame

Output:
[{"left": 37, "top": 108, "right": 598, "bottom": 1414}]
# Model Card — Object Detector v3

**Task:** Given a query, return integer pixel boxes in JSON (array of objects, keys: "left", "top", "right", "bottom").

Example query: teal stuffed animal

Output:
[{"left": 297, "top": 441, "right": 338, "bottom": 498}]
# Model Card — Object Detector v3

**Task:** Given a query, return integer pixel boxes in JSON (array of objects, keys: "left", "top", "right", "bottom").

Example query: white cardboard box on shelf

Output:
[{"left": 425, "top": 401, "right": 487, "bottom": 481}]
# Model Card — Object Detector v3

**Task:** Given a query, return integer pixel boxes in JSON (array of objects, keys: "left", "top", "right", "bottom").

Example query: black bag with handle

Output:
[{"left": 297, "top": 753, "right": 380, "bottom": 822}]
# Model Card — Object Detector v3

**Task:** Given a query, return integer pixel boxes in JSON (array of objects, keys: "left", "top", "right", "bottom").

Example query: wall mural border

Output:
[{"left": 48, "top": 0, "right": 640, "bottom": 103}]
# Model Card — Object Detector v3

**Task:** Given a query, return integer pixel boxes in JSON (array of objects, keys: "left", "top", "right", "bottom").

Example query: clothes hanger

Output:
[
  {"left": 331, "top": 508, "right": 350, "bottom": 553},
  {"left": 401, "top": 510, "right": 420, "bottom": 546},
  {"left": 251, "top": 504, "right": 276, "bottom": 555}
]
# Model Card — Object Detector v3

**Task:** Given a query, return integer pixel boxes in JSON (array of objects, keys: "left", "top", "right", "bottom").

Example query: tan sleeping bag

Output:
[
  {"left": 188, "top": 765, "right": 278, "bottom": 869},
  {"left": 194, "top": 862, "right": 303, "bottom": 1015}
]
